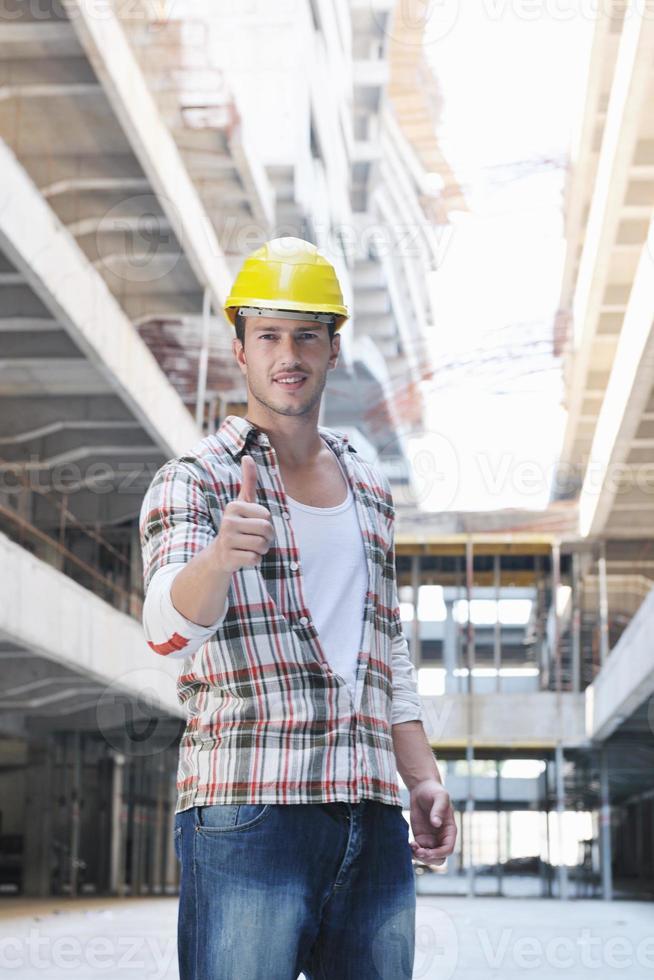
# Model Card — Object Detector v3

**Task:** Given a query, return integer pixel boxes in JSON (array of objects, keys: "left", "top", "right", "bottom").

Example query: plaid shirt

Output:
[{"left": 139, "top": 414, "right": 421, "bottom": 812}]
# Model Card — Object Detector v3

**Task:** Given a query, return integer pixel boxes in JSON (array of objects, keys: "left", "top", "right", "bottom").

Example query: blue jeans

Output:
[{"left": 174, "top": 799, "right": 416, "bottom": 979}]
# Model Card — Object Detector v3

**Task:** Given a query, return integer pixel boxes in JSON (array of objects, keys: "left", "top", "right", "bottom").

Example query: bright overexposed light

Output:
[
  {"left": 400, "top": 586, "right": 447, "bottom": 622},
  {"left": 412, "top": 7, "right": 595, "bottom": 513},
  {"left": 453, "top": 667, "right": 539, "bottom": 677},
  {"left": 399, "top": 602, "right": 413, "bottom": 622},
  {"left": 497, "top": 599, "right": 532, "bottom": 625},
  {"left": 453, "top": 598, "right": 532, "bottom": 625},
  {"left": 423, "top": 171, "right": 444, "bottom": 195},
  {"left": 557, "top": 585, "right": 571, "bottom": 617},
  {"left": 418, "top": 585, "right": 446, "bottom": 622},
  {"left": 501, "top": 759, "right": 546, "bottom": 779},
  {"left": 418, "top": 668, "right": 446, "bottom": 696}
]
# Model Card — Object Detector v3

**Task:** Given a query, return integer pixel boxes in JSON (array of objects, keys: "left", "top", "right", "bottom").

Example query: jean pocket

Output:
[
  {"left": 196, "top": 803, "right": 271, "bottom": 833},
  {"left": 173, "top": 826, "right": 182, "bottom": 862}
]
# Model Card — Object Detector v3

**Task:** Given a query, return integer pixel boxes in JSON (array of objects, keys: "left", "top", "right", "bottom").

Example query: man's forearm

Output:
[
  {"left": 392, "top": 720, "right": 442, "bottom": 791},
  {"left": 170, "top": 538, "right": 233, "bottom": 627}
]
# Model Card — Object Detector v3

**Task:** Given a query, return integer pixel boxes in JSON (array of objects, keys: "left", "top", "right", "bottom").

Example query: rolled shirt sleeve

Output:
[
  {"left": 380, "top": 476, "right": 423, "bottom": 725},
  {"left": 139, "top": 460, "right": 228, "bottom": 660},
  {"left": 390, "top": 582, "right": 423, "bottom": 724},
  {"left": 141, "top": 562, "right": 229, "bottom": 660}
]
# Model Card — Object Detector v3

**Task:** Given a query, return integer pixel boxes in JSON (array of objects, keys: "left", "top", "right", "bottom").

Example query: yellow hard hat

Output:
[{"left": 224, "top": 237, "right": 349, "bottom": 330}]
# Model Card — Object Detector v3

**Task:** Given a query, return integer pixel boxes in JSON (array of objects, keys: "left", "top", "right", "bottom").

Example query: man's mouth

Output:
[{"left": 273, "top": 374, "right": 307, "bottom": 391}]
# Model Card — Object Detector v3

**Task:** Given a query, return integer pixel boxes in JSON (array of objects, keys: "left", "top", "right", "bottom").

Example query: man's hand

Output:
[
  {"left": 213, "top": 455, "right": 275, "bottom": 573},
  {"left": 408, "top": 778, "right": 457, "bottom": 867}
]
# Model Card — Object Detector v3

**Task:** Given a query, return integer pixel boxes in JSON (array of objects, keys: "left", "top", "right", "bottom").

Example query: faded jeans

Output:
[{"left": 173, "top": 799, "right": 416, "bottom": 979}]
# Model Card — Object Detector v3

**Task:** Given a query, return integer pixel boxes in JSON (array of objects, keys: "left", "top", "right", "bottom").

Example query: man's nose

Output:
[{"left": 279, "top": 334, "right": 301, "bottom": 357}]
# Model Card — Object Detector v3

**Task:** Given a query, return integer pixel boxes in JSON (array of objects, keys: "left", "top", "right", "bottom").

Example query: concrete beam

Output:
[
  {"left": 0, "top": 139, "right": 198, "bottom": 456},
  {"left": 0, "top": 82, "right": 100, "bottom": 100},
  {"left": 421, "top": 691, "right": 587, "bottom": 749},
  {"left": 0, "top": 530, "right": 184, "bottom": 719},
  {"left": 32, "top": 489, "right": 155, "bottom": 529},
  {"left": 0, "top": 418, "right": 141, "bottom": 449},
  {"left": 579, "top": 219, "right": 654, "bottom": 537},
  {"left": 0, "top": 443, "right": 161, "bottom": 471},
  {"left": 0, "top": 317, "right": 59, "bottom": 332},
  {"left": 0, "top": 22, "right": 80, "bottom": 55},
  {"left": 63, "top": 0, "right": 233, "bottom": 315},
  {"left": 562, "top": 6, "right": 654, "bottom": 466},
  {"left": 0, "top": 358, "right": 112, "bottom": 397},
  {"left": 42, "top": 176, "right": 150, "bottom": 198},
  {"left": 0, "top": 394, "right": 134, "bottom": 436},
  {"left": 586, "top": 584, "right": 654, "bottom": 741}
]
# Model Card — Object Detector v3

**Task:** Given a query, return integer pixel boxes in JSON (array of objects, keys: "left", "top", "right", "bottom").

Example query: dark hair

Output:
[{"left": 234, "top": 311, "right": 336, "bottom": 345}]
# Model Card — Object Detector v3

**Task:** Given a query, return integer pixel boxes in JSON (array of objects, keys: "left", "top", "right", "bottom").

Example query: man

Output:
[{"left": 139, "top": 237, "right": 456, "bottom": 980}]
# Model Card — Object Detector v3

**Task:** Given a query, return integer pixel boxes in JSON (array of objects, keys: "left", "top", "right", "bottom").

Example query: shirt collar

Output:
[{"left": 216, "top": 414, "right": 356, "bottom": 460}]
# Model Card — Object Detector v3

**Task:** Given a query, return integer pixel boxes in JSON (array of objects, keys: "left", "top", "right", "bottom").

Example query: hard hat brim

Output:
[{"left": 225, "top": 297, "right": 348, "bottom": 329}]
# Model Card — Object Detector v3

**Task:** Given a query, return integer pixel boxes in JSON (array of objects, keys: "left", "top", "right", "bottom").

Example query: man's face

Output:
[{"left": 233, "top": 315, "right": 340, "bottom": 418}]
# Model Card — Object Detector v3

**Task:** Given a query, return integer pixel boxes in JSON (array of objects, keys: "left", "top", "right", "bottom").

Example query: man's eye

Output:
[{"left": 258, "top": 332, "right": 317, "bottom": 340}]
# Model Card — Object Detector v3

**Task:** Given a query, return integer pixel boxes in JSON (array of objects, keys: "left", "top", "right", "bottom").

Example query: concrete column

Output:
[
  {"left": 130, "top": 524, "right": 142, "bottom": 618},
  {"left": 465, "top": 538, "right": 475, "bottom": 694},
  {"left": 496, "top": 760, "right": 503, "bottom": 896},
  {"left": 442, "top": 599, "right": 457, "bottom": 693},
  {"left": 493, "top": 554, "right": 501, "bottom": 693},
  {"left": 466, "top": 743, "right": 475, "bottom": 898},
  {"left": 552, "top": 542, "right": 562, "bottom": 694},
  {"left": 543, "top": 804, "right": 552, "bottom": 898},
  {"left": 164, "top": 752, "right": 179, "bottom": 893},
  {"left": 130, "top": 757, "right": 143, "bottom": 896},
  {"left": 458, "top": 805, "right": 464, "bottom": 874},
  {"left": 555, "top": 741, "right": 569, "bottom": 899},
  {"left": 69, "top": 731, "right": 82, "bottom": 899},
  {"left": 411, "top": 554, "right": 421, "bottom": 668},
  {"left": 454, "top": 556, "right": 464, "bottom": 693},
  {"left": 109, "top": 752, "right": 126, "bottom": 896},
  {"left": 597, "top": 541, "right": 610, "bottom": 667},
  {"left": 23, "top": 737, "right": 55, "bottom": 897},
  {"left": 599, "top": 744, "right": 613, "bottom": 900},
  {"left": 535, "top": 555, "right": 548, "bottom": 690},
  {"left": 571, "top": 552, "right": 581, "bottom": 693},
  {"left": 152, "top": 757, "right": 166, "bottom": 895},
  {"left": 465, "top": 539, "right": 475, "bottom": 897},
  {"left": 195, "top": 287, "right": 212, "bottom": 430}
]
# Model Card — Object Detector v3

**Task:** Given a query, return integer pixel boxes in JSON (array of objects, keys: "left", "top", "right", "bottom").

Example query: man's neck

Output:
[{"left": 245, "top": 408, "right": 325, "bottom": 469}]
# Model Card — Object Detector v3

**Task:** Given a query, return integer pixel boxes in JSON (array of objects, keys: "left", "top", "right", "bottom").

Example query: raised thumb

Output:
[{"left": 238, "top": 455, "right": 257, "bottom": 503}]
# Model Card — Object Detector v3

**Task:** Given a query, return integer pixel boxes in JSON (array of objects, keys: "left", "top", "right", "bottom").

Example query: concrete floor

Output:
[{"left": 0, "top": 895, "right": 652, "bottom": 978}]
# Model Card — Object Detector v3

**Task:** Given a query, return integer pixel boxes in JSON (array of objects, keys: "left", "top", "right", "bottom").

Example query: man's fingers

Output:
[
  {"left": 238, "top": 455, "right": 258, "bottom": 503},
  {"left": 229, "top": 500, "right": 273, "bottom": 521},
  {"left": 430, "top": 799, "right": 450, "bottom": 826},
  {"left": 411, "top": 842, "right": 451, "bottom": 861}
]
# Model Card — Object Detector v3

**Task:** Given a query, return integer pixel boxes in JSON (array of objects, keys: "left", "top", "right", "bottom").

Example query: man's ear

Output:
[
  {"left": 328, "top": 332, "right": 340, "bottom": 370},
  {"left": 233, "top": 336, "right": 247, "bottom": 375}
]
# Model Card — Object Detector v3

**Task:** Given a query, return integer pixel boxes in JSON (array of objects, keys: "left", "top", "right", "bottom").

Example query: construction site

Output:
[{"left": 0, "top": 0, "right": 653, "bottom": 977}]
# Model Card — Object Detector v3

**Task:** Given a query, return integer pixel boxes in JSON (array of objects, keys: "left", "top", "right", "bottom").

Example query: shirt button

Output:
[
  {"left": 270, "top": 467, "right": 278, "bottom": 477},
  {"left": 282, "top": 511, "right": 291, "bottom": 520},
  {"left": 298, "top": 616, "right": 309, "bottom": 626},
  {"left": 289, "top": 561, "right": 299, "bottom": 572}
]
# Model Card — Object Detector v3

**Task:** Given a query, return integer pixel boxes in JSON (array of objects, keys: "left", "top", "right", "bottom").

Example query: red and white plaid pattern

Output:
[{"left": 139, "top": 414, "right": 418, "bottom": 812}]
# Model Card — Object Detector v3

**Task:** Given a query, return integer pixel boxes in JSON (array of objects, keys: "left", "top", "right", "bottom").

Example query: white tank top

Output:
[{"left": 286, "top": 476, "right": 368, "bottom": 697}]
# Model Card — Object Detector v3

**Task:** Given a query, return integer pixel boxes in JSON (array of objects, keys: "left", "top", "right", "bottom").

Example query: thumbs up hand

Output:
[
  {"left": 237, "top": 454, "right": 258, "bottom": 504},
  {"left": 214, "top": 455, "right": 275, "bottom": 573}
]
